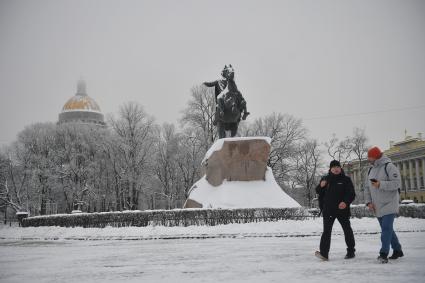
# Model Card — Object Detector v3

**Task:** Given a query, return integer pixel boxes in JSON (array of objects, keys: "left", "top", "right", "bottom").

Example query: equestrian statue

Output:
[{"left": 203, "top": 65, "right": 250, "bottom": 138}]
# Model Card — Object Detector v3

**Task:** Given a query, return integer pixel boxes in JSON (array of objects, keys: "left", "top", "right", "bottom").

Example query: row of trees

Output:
[{"left": 0, "top": 85, "right": 370, "bottom": 216}]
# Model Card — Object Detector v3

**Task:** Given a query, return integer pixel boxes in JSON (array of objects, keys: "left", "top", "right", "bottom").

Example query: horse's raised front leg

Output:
[
  {"left": 218, "top": 122, "right": 226, "bottom": 139},
  {"left": 230, "top": 123, "right": 238, "bottom": 137}
]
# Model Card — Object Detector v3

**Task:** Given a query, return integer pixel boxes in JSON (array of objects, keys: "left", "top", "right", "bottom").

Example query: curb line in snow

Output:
[{"left": 1, "top": 229, "right": 424, "bottom": 242}]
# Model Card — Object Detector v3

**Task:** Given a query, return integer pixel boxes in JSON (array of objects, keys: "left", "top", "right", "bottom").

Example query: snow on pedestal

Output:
[{"left": 184, "top": 137, "right": 300, "bottom": 209}]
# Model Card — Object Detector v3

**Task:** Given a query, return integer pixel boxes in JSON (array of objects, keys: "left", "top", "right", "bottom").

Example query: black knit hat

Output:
[{"left": 330, "top": 160, "right": 341, "bottom": 168}]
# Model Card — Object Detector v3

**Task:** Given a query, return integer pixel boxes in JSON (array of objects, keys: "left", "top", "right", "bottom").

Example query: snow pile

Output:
[
  {"left": 189, "top": 167, "right": 300, "bottom": 208},
  {"left": 190, "top": 137, "right": 299, "bottom": 209}
]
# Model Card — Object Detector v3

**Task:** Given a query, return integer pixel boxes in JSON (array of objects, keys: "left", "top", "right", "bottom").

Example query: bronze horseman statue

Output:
[{"left": 203, "top": 65, "right": 250, "bottom": 139}]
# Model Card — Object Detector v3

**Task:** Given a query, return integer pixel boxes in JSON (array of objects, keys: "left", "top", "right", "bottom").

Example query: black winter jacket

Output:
[{"left": 316, "top": 170, "right": 356, "bottom": 217}]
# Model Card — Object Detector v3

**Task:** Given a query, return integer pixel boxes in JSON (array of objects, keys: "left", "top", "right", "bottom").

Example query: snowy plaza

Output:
[
  {"left": 1, "top": 217, "right": 425, "bottom": 283},
  {"left": 1, "top": 1, "right": 425, "bottom": 283}
]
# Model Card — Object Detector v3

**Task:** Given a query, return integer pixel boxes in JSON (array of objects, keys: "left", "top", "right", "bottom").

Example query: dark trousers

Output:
[{"left": 320, "top": 215, "right": 355, "bottom": 258}]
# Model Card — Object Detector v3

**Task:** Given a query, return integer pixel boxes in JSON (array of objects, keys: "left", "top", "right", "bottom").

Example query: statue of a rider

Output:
[{"left": 203, "top": 65, "right": 250, "bottom": 138}]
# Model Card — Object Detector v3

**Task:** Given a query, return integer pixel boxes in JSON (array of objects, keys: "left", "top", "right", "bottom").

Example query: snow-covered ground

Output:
[{"left": 1, "top": 218, "right": 425, "bottom": 282}]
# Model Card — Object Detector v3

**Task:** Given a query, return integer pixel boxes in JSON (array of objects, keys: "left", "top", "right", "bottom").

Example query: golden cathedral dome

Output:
[{"left": 58, "top": 80, "right": 105, "bottom": 125}]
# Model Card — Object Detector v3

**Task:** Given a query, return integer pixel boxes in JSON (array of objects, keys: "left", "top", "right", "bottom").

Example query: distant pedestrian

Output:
[
  {"left": 315, "top": 160, "right": 356, "bottom": 261},
  {"left": 365, "top": 146, "right": 404, "bottom": 263}
]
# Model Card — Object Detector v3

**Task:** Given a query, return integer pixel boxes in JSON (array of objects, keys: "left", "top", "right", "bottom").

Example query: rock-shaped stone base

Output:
[
  {"left": 184, "top": 199, "right": 203, "bottom": 208},
  {"left": 203, "top": 137, "right": 271, "bottom": 186},
  {"left": 184, "top": 137, "right": 300, "bottom": 209}
]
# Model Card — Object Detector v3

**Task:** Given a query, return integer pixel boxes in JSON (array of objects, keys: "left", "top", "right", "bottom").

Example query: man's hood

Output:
[{"left": 374, "top": 155, "right": 391, "bottom": 167}]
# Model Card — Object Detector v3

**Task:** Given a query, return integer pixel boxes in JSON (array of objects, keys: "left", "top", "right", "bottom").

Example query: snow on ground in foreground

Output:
[
  {"left": 0, "top": 217, "right": 424, "bottom": 240},
  {"left": 189, "top": 167, "right": 300, "bottom": 208},
  {"left": 1, "top": 230, "right": 424, "bottom": 282}
]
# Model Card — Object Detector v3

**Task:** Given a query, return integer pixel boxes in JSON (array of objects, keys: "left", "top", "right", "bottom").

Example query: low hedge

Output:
[
  {"left": 350, "top": 204, "right": 425, "bottom": 218},
  {"left": 21, "top": 205, "right": 425, "bottom": 228},
  {"left": 22, "top": 207, "right": 310, "bottom": 228}
]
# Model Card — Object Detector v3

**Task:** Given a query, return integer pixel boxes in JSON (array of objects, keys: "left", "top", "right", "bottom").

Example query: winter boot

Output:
[
  {"left": 344, "top": 251, "right": 355, "bottom": 259},
  {"left": 377, "top": 252, "right": 388, "bottom": 264},
  {"left": 315, "top": 251, "right": 329, "bottom": 261},
  {"left": 389, "top": 250, "right": 404, "bottom": 260}
]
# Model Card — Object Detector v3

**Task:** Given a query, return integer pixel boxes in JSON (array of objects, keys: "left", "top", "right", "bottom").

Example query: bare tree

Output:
[
  {"left": 349, "top": 127, "right": 369, "bottom": 203},
  {"left": 53, "top": 122, "right": 119, "bottom": 213},
  {"left": 15, "top": 123, "right": 57, "bottom": 215},
  {"left": 99, "top": 130, "right": 125, "bottom": 211},
  {"left": 242, "top": 113, "right": 307, "bottom": 185},
  {"left": 176, "top": 128, "right": 204, "bottom": 199},
  {"left": 0, "top": 151, "right": 26, "bottom": 212},
  {"left": 109, "top": 102, "right": 156, "bottom": 210},
  {"left": 181, "top": 85, "right": 217, "bottom": 151},
  {"left": 153, "top": 123, "right": 183, "bottom": 209},
  {"left": 291, "top": 139, "right": 322, "bottom": 207},
  {"left": 151, "top": 124, "right": 206, "bottom": 209},
  {"left": 324, "top": 133, "right": 352, "bottom": 166}
]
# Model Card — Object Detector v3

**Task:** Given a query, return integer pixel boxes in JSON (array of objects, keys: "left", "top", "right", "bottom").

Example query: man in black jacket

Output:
[{"left": 315, "top": 160, "right": 356, "bottom": 261}]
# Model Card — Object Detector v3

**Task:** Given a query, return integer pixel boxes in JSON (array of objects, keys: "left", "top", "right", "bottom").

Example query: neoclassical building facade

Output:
[
  {"left": 345, "top": 134, "right": 425, "bottom": 203},
  {"left": 386, "top": 135, "right": 425, "bottom": 202}
]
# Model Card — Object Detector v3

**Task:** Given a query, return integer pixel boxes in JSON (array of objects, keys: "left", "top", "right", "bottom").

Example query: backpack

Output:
[
  {"left": 368, "top": 162, "right": 390, "bottom": 179},
  {"left": 368, "top": 162, "right": 401, "bottom": 194}
]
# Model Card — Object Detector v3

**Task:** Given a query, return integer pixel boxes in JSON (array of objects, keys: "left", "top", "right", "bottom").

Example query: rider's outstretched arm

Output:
[{"left": 203, "top": 81, "right": 218, "bottom": 87}]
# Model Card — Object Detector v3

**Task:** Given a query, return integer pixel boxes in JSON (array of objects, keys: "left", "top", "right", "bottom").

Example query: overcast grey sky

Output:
[{"left": 1, "top": 0, "right": 424, "bottom": 152}]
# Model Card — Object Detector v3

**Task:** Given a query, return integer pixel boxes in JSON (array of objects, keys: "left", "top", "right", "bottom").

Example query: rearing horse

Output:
[{"left": 215, "top": 65, "right": 249, "bottom": 138}]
